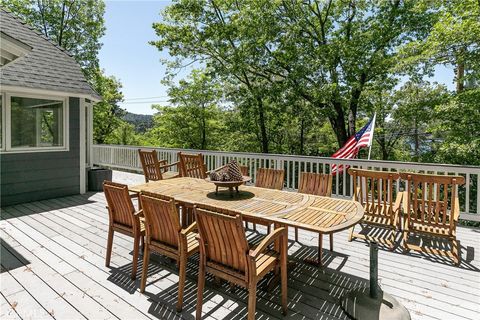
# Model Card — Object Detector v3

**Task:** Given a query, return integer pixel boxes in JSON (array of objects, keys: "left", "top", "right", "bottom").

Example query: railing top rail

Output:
[{"left": 94, "top": 144, "right": 480, "bottom": 172}]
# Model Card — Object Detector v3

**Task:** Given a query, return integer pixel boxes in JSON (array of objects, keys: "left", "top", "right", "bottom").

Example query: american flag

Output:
[{"left": 331, "top": 115, "right": 376, "bottom": 174}]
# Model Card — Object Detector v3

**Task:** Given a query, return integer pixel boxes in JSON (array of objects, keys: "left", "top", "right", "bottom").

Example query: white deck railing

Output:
[{"left": 92, "top": 144, "right": 480, "bottom": 221}]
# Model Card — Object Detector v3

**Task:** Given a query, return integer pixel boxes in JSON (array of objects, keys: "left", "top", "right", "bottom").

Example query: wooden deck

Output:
[{"left": 1, "top": 171, "right": 479, "bottom": 320}]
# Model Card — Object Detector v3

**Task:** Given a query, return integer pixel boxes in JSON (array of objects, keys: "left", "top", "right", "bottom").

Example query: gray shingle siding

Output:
[
  {"left": 1, "top": 97, "right": 80, "bottom": 206},
  {"left": 0, "top": 9, "right": 100, "bottom": 99}
]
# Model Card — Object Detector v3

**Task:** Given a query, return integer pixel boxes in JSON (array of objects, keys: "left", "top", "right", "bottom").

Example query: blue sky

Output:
[
  {"left": 99, "top": 1, "right": 175, "bottom": 115},
  {"left": 99, "top": 0, "right": 456, "bottom": 115}
]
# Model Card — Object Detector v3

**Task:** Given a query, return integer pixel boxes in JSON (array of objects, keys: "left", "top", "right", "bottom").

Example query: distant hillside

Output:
[{"left": 123, "top": 112, "right": 154, "bottom": 133}]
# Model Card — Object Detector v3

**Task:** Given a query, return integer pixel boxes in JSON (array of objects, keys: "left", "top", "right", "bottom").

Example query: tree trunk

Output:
[
  {"left": 256, "top": 96, "right": 269, "bottom": 153},
  {"left": 201, "top": 105, "right": 207, "bottom": 150},
  {"left": 299, "top": 118, "right": 305, "bottom": 155},
  {"left": 456, "top": 61, "right": 465, "bottom": 93},
  {"left": 414, "top": 118, "right": 419, "bottom": 161},
  {"left": 328, "top": 101, "right": 348, "bottom": 148}
]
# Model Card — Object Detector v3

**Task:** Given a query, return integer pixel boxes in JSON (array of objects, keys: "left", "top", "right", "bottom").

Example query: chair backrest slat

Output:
[
  {"left": 194, "top": 205, "right": 249, "bottom": 273},
  {"left": 298, "top": 172, "right": 332, "bottom": 197},
  {"left": 103, "top": 181, "right": 135, "bottom": 227},
  {"left": 138, "top": 149, "right": 163, "bottom": 182},
  {"left": 348, "top": 169, "right": 400, "bottom": 217},
  {"left": 178, "top": 152, "right": 207, "bottom": 179},
  {"left": 255, "top": 168, "right": 285, "bottom": 190},
  {"left": 400, "top": 173, "right": 465, "bottom": 229},
  {"left": 239, "top": 165, "right": 249, "bottom": 176},
  {"left": 140, "top": 192, "right": 180, "bottom": 247}
]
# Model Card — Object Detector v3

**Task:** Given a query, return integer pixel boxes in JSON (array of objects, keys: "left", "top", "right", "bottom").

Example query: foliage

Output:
[
  {"left": 144, "top": 71, "right": 225, "bottom": 150},
  {"left": 122, "top": 112, "right": 154, "bottom": 133},
  {"left": 3, "top": 0, "right": 106, "bottom": 76},
  {"left": 91, "top": 69, "right": 125, "bottom": 144},
  {"left": 152, "top": 0, "right": 435, "bottom": 148}
]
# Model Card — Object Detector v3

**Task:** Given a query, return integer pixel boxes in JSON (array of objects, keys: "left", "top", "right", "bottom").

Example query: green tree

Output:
[
  {"left": 146, "top": 71, "right": 225, "bottom": 150},
  {"left": 91, "top": 69, "right": 125, "bottom": 144},
  {"left": 152, "top": 0, "right": 435, "bottom": 148}
]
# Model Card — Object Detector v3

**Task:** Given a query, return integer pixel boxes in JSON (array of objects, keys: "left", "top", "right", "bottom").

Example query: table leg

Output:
[{"left": 304, "top": 233, "right": 324, "bottom": 267}]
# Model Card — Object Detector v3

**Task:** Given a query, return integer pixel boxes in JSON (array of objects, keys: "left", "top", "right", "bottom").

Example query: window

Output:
[
  {"left": 11, "top": 97, "right": 64, "bottom": 148},
  {"left": 0, "top": 93, "right": 69, "bottom": 153}
]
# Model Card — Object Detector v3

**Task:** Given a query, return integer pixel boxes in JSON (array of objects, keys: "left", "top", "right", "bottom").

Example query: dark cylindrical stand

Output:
[{"left": 340, "top": 242, "right": 411, "bottom": 320}]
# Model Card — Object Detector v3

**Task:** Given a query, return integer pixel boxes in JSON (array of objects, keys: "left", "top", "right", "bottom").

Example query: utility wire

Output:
[{"left": 123, "top": 95, "right": 169, "bottom": 101}]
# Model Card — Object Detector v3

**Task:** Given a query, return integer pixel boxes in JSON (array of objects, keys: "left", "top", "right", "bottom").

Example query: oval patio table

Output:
[{"left": 129, "top": 177, "right": 364, "bottom": 265}]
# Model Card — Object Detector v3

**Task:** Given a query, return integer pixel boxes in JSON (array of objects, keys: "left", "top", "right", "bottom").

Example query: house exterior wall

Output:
[{"left": 1, "top": 97, "right": 80, "bottom": 206}]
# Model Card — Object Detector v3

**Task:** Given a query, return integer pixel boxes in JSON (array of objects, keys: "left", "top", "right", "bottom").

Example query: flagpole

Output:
[{"left": 367, "top": 113, "right": 376, "bottom": 160}]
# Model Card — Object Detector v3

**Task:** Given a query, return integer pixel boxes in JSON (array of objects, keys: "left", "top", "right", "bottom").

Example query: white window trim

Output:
[
  {"left": 1, "top": 94, "right": 5, "bottom": 151},
  {"left": 1, "top": 91, "right": 69, "bottom": 153}
]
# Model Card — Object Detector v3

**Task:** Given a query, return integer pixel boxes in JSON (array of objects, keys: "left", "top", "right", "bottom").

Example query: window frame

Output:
[
  {"left": 1, "top": 94, "right": 5, "bottom": 151},
  {"left": 1, "top": 92, "right": 69, "bottom": 153}
]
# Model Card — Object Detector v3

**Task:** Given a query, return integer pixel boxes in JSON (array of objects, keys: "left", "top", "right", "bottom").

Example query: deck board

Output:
[{"left": 1, "top": 173, "right": 479, "bottom": 320}]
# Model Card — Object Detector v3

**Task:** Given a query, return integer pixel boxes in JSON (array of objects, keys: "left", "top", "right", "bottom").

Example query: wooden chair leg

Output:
[
  {"left": 140, "top": 244, "right": 150, "bottom": 293},
  {"left": 195, "top": 262, "right": 206, "bottom": 320},
  {"left": 245, "top": 221, "right": 250, "bottom": 229},
  {"left": 452, "top": 238, "right": 460, "bottom": 266},
  {"left": 131, "top": 235, "right": 140, "bottom": 280},
  {"left": 348, "top": 225, "right": 355, "bottom": 242},
  {"left": 247, "top": 281, "right": 257, "bottom": 320},
  {"left": 177, "top": 254, "right": 187, "bottom": 312},
  {"left": 402, "top": 231, "right": 410, "bottom": 253},
  {"left": 105, "top": 227, "right": 114, "bottom": 267},
  {"left": 253, "top": 223, "right": 257, "bottom": 231},
  {"left": 294, "top": 227, "right": 298, "bottom": 242},
  {"left": 267, "top": 224, "right": 271, "bottom": 234},
  {"left": 329, "top": 233, "right": 333, "bottom": 252},
  {"left": 281, "top": 236, "right": 288, "bottom": 315}
]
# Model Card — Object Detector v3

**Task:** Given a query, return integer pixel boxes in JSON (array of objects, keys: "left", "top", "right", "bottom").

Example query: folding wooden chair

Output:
[
  {"left": 255, "top": 168, "right": 285, "bottom": 190},
  {"left": 177, "top": 152, "right": 208, "bottom": 179},
  {"left": 348, "top": 169, "right": 402, "bottom": 250},
  {"left": 400, "top": 172, "right": 465, "bottom": 265},
  {"left": 296, "top": 172, "right": 333, "bottom": 262},
  {"left": 194, "top": 204, "right": 288, "bottom": 320},
  {"left": 138, "top": 149, "right": 179, "bottom": 182},
  {"left": 250, "top": 168, "right": 285, "bottom": 232},
  {"left": 103, "top": 181, "right": 144, "bottom": 279},
  {"left": 139, "top": 192, "right": 199, "bottom": 311}
]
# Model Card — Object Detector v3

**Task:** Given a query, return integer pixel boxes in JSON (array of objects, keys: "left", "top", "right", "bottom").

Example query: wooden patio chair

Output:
[
  {"left": 255, "top": 168, "right": 285, "bottom": 190},
  {"left": 103, "top": 181, "right": 145, "bottom": 279},
  {"left": 400, "top": 172, "right": 465, "bottom": 265},
  {"left": 296, "top": 172, "right": 333, "bottom": 261},
  {"left": 239, "top": 165, "right": 249, "bottom": 176},
  {"left": 177, "top": 152, "right": 208, "bottom": 179},
  {"left": 348, "top": 169, "right": 402, "bottom": 250},
  {"left": 250, "top": 168, "right": 285, "bottom": 232},
  {"left": 138, "top": 149, "right": 179, "bottom": 182},
  {"left": 139, "top": 192, "right": 199, "bottom": 312},
  {"left": 194, "top": 204, "right": 288, "bottom": 320}
]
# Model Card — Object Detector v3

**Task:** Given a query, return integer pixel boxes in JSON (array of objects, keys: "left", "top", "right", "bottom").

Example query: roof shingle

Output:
[{"left": 0, "top": 8, "right": 101, "bottom": 100}]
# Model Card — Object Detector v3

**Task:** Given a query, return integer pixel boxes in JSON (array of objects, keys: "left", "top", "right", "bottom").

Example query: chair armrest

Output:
[
  {"left": 453, "top": 197, "right": 460, "bottom": 222},
  {"left": 180, "top": 221, "right": 197, "bottom": 236},
  {"left": 134, "top": 209, "right": 144, "bottom": 217},
  {"left": 402, "top": 191, "right": 409, "bottom": 215},
  {"left": 393, "top": 192, "right": 403, "bottom": 213},
  {"left": 249, "top": 227, "right": 286, "bottom": 259},
  {"left": 159, "top": 161, "right": 179, "bottom": 171}
]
